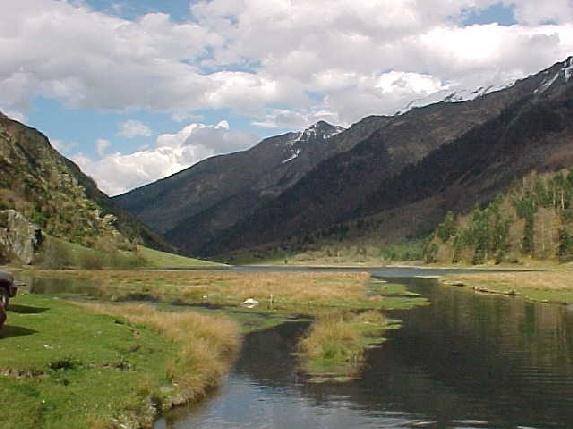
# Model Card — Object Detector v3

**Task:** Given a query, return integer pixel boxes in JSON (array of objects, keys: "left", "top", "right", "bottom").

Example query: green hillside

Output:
[{"left": 425, "top": 170, "right": 573, "bottom": 264}]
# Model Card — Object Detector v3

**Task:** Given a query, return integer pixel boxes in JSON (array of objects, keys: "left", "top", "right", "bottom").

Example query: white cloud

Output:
[
  {"left": 74, "top": 121, "right": 257, "bottom": 195},
  {"left": 95, "top": 138, "right": 111, "bottom": 157},
  {"left": 118, "top": 119, "right": 153, "bottom": 138},
  {"left": 508, "top": 0, "right": 573, "bottom": 25},
  {"left": 3, "top": 0, "right": 572, "bottom": 195},
  {"left": 0, "top": 0, "right": 572, "bottom": 130}
]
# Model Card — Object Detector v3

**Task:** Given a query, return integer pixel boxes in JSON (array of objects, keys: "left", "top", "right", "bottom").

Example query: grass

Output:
[
  {"left": 33, "top": 236, "right": 223, "bottom": 270},
  {"left": 299, "top": 311, "right": 389, "bottom": 382},
  {"left": 135, "top": 246, "right": 226, "bottom": 269},
  {"left": 442, "top": 271, "right": 573, "bottom": 304},
  {"left": 25, "top": 270, "right": 427, "bottom": 312},
  {"left": 0, "top": 293, "right": 239, "bottom": 428}
]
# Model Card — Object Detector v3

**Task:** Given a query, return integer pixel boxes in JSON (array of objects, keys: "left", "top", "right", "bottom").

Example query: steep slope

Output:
[
  {"left": 0, "top": 112, "right": 169, "bottom": 255},
  {"left": 116, "top": 120, "right": 389, "bottom": 254},
  {"left": 425, "top": 170, "right": 573, "bottom": 264},
  {"left": 205, "top": 60, "right": 564, "bottom": 257}
]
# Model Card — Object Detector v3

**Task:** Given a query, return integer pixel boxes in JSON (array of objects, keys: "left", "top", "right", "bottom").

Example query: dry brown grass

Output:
[
  {"left": 299, "top": 310, "right": 386, "bottom": 379},
  {"left": 444, "top": 270, "right": 573, "bottom": 303},
  {"left": 446, "top": 271, "right": 573, "bottom": 290},
  {"left": 37, "top": 270, "right": 370, "bottom": 310},
  {"left": 85, "top": 303, "right": 241, "bottom": 407}
]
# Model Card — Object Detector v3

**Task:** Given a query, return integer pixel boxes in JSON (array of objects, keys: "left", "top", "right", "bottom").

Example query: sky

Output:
[{"left": 1, "top": 1, "right": 573, "bottom": 195}]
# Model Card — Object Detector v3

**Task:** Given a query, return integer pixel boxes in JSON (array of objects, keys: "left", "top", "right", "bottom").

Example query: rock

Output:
[
  {"left": 0, "top": 210, "right": 42, "bottom": 264},
  {"left": 242, "top": 298, "right": 259, "bottom": 308}
]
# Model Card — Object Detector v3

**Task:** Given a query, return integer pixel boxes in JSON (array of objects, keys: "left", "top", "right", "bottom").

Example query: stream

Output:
[{"left": 154, "top": 268, "right": 573, "bottom": 429}]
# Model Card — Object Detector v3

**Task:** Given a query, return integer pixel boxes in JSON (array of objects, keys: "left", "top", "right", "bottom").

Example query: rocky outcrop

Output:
[{"left": 0, "top": 210, "right": 42, "bottom": 264}]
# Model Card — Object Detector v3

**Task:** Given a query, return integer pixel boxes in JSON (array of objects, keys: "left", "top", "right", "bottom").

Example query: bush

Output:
[{"left": 37, "top": 237, "right": 74, "bottom": 269}]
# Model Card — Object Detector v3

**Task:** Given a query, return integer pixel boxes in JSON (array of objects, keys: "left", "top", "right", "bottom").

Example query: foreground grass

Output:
[
  {"left": 299, "top": 311, "right": 388, "bottom": 382},
  {"left": 0, "top": 294, "right": 239, "bottom": 428},
  {"left": 442, "top": 271, "right": 573, "bottom": 304}
]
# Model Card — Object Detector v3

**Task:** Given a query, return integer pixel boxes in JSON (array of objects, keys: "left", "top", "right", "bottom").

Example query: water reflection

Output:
[{"left": 159, "top": 276, "right": 573, "bottom": 429}]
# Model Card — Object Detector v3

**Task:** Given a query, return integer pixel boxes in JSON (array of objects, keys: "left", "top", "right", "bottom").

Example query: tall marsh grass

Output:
[
  {"left": 299, "top": 310, "right": 386, "bottom": 379},
  {"left": 86, "top": 304, "right": 241, "bottom": 407}
]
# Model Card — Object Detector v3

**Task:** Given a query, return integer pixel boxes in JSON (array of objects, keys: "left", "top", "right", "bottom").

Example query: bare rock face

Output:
[{"left": 0, "top": 210, "right": 42, "bottom": 264}]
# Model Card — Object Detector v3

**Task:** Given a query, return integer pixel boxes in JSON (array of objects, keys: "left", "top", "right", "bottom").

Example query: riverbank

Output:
[
  {"left": 441, "top": 270, "right": 573, "bottom": 304},
  {"left": 0, "top": 294, "right": 239, "bottom": 429}
]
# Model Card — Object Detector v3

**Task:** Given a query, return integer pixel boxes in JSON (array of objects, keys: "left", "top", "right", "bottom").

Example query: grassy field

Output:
[
  {"left": 0, "top": 294, "right": 239, "bottom": 429},
  {"left": 25, "top": 270, "right": 426, "bottom": 312},
  {"left": 34, "top": 236, "right": 224, "bottom": 270},
  {"left": 442, "top": 270, "right": 573, "bottom": 304}
]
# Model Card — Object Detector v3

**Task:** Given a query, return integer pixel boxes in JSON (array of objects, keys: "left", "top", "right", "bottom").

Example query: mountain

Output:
[
  {"left": 115, "top": 57, "right": 573, "bottom": 261},
  {"left": 0, "top": 112, "right": 169, "bottom": 260},
  {"left": 115, "top": 120, "right": 387, "bottom": 254},
  {"left": 203, "top": 59, "right": 573, "bottom": 257}
]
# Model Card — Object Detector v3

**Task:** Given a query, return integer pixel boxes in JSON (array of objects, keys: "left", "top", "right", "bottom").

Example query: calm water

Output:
[
  {"left": 153, "top": 270, "right": 573, "bottom": 429},
  {"left": 20, "top": 268, "right": 573, "bottom": 428}
]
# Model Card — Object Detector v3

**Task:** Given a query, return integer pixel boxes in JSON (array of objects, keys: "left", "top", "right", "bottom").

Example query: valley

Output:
[{"left": 1, "top": 43, "right": 573, "bottom": 429}]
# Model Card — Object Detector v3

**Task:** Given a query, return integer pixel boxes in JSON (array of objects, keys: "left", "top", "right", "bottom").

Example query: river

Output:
[{"left": 154, "top": 268, "right": 573, "bottom": 429}]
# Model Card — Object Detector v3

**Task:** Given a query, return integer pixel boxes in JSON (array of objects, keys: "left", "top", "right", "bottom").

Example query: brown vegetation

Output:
[{"left": 85, "top": 303, "right": 241, "bottom": 408}]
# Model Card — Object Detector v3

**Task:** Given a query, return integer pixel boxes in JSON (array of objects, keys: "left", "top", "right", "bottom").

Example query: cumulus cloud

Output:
[
  {"left": 0, "top": 0, "right": 572, "bottom": 127},
  {"left": 74, "top": 121, "right": 257, "bottom": 195},
  {"left": 3, "top": 0, "right": 573, "bottom": 194},
  {"left": 118, "top": 120, "right": 153, "bottom": 138}
]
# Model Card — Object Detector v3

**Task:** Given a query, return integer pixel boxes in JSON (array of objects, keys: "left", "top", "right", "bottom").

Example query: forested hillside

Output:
[{"left": 426, "top": 170, "right": 573, "bottom": 264}]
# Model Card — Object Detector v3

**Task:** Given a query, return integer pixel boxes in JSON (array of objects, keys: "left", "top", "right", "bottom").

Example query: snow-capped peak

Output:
[
  {"left": 282, "top": 121, "right": 346, "bottom": 163},
  {"left": 288, "top": 121, "right": 345, "bottom": 146}
]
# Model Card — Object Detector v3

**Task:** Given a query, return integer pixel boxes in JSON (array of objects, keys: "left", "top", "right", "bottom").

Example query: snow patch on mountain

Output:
[
  {"left": 398, "top": 80, "right": 516, "bottom": 115},
  {"left": 292, "top": 121, "right": 346, "bottom": 144},
  {"left": 563, "top": 57, "right": 573, "bottom": 82},
  {"left": 282, "top": 148, "right": 301, "bottom": 164},
  {"left": 535, "top": 72, "right": 559, "bottom": 94}
]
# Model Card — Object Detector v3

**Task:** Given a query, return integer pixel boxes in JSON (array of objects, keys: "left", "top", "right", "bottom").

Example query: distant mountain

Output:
[
  {"left": 115, "top": 119, "right": 388, "bottom": 254},
  {"left": 116, "top": 57, "right": 573, "bottom": 261},
  {"left": 0, "top": 112, "right": 169, "bottom": 258},
  {"left": 204, "top": 59, "right": 572, "bottom": 257}
]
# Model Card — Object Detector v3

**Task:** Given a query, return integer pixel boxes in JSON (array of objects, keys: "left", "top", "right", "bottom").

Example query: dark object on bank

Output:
[
  {"left": 0, "top": 302, "right": 6, "bottom": 329},
  {"left": 0, "top": 271, "right": 18, "bottom": 309}
]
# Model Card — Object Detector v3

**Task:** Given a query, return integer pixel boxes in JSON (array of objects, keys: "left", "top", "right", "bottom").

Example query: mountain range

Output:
[{"left": 115, "top": 57, "right": 573, "bottom": 261}]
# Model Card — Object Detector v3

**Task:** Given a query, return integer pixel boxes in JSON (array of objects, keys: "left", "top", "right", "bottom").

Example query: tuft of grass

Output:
[{"left": 299, "top": 310, "right": 387, "bottom": 381}]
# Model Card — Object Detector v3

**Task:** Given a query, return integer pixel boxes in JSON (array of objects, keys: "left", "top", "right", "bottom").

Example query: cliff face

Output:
[{"left": 0, "top": 210, "right": 41, "bottom": 264}]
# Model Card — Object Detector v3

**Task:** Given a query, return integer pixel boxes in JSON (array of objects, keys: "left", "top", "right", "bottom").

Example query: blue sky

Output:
[{"left": 2, "top": 0, "right": 572, "bottom": 194}]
